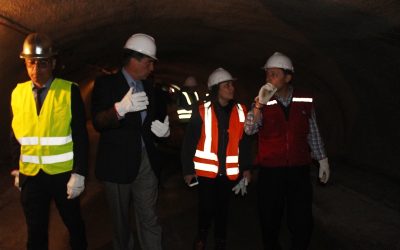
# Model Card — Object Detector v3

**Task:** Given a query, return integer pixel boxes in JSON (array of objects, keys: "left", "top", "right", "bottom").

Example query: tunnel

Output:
[{"left": 0, "top": 1, "right": 400, "bottom": 249}]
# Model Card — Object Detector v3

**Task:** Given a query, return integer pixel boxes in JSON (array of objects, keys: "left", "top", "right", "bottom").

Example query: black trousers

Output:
[
  {"left": 257, "top": 166, "right": 313, "bottom": 250},
  {"left": 197, "top": 175, "right": 234, "bottom": 241},
  {"left": 21, "top": 170, "right": 87, "bottom": 250}
]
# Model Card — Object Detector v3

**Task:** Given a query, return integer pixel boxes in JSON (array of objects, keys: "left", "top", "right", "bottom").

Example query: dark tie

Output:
[
  {"left": 34, "top": 86, "right": 44, "bottom": 115},
  {"left": 131, "top": 81, "right": 147, "bottom": 122}
]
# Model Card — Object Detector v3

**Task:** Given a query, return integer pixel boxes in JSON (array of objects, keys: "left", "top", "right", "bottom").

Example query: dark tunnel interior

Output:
[{"left": 1, "top": 1, "right": 400, "bottom": 249}]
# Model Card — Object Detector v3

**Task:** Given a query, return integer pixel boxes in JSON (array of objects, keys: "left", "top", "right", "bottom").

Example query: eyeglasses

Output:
[{"left": 25, "top": 59, "right": 51, "bottom": 68}]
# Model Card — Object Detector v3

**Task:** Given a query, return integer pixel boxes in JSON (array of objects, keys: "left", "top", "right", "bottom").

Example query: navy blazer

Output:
[{"left": 91, "top": 71, "right": 166, "bottom": 183}]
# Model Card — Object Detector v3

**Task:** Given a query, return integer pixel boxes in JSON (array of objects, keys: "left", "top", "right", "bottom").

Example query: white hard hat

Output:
[
  {"left": 207, "top": 68, "right": 236, "bottom": 89},
  {"left": 263, "top": 52, "right": 294, "bottom": 72},
  {"left": 124, "top": 33, "right": 157, "bottom": 60},
  {"left": 184, "top": 76, "right": 197, "bottom": 87}
]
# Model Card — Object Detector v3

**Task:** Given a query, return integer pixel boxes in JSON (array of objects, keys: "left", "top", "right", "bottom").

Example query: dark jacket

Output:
[{"left": 91, "top": 71, "right": 166, "bottom": 183}]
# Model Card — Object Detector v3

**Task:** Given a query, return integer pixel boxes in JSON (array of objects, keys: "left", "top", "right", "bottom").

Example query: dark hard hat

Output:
[{"left": 20, "top": 33, "right": 57, "bottom": 59}]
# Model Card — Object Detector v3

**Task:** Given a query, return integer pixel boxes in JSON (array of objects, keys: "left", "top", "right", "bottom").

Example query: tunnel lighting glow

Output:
[{"left": 35, "top": 47, "right": 42, "bottom": 54}]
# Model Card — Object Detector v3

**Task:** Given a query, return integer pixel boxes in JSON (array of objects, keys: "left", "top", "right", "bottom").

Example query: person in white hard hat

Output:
[
  {"left": 91, "top": 33, "right": 169, "bottom": 250},
  {"left": 176, "top": 76, "right": 200, "bottom": 123},
  {"left": 181, "top": 68, "right": 252, "bottom": 250},
  {"left": 244, "top": 52, "right": 330, "bottom": 250},
  {"left": 10, "top": 33, "right": 88, "bottom": 249}
]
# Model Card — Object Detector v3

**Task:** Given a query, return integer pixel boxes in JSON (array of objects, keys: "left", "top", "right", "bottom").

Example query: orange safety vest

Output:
[{"left": 193, "top": 101, "right": 246, "bottom": 180}]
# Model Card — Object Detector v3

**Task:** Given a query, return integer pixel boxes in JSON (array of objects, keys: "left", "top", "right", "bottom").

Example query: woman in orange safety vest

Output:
[{"left": 181, "top": 68, "right": 252, "bottom": 250}]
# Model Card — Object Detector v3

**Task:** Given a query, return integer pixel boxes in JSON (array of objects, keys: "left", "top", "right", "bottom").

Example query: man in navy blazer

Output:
[{"left": 91, "top": 33, "right": 169, "bottom": 250}]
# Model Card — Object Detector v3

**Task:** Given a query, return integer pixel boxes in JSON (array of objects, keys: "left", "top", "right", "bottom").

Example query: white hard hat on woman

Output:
[{"left": 207, "top": 68, "right": 236, "bottom": 89}]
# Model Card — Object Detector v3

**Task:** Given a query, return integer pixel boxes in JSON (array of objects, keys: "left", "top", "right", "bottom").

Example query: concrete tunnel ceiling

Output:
[{"left": 1, "top": 0, "right": 400, "bottom": 179}]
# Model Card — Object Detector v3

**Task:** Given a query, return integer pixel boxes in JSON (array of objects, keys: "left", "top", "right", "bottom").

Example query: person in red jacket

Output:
[
  {"left": 245, "top": 52, "right": 330, "bottom": 250},
  {"left": 181, "top": 68, "right": 252, "bottom": 250}
]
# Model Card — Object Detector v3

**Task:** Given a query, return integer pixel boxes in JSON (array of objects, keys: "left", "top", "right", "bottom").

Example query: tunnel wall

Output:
[
  {"left": 0, "top": 0, "right": 399, "bottom": 180},
  {"left": 0, "top": 25, "right": 27, "bottom": 169}
]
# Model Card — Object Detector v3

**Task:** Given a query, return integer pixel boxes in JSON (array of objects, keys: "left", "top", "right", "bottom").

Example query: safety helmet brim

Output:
[{"left": 20, "top": 33, "right": 57, "bottom": 59}]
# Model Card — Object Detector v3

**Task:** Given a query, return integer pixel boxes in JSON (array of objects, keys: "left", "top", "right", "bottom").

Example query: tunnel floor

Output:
[{"left": 0, "top": 123, "right": 399, "bottom": 250}]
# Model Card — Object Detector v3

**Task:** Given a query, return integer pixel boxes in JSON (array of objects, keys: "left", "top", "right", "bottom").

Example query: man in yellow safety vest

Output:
[{"left": 10, "top": 33, "right": 88, "bottom": 250}]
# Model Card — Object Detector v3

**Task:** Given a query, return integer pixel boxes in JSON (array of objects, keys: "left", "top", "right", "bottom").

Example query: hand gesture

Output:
[{"left": 151, "top": 116, "right": 170, "bottom": 137}]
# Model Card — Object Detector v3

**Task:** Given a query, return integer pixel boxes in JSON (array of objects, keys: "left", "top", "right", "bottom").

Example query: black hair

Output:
[
  {"left": 122, "top": 49, "right": 148, "bottom": 66},
  {"left": 206, "top": 84, "right": 219, "bottom": 103}
]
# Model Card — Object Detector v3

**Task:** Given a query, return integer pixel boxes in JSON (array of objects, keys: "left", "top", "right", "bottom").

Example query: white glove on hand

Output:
[
  {"left": 131, "top": 91, "right": 149, "bottom": 112},
  {"left": 115, "top": 88, "right": 134, "bottom": 117},
  {"left": 10, "top": 170, "right": 20, "bottom": 189},
  {"left": 115, "top": 88, "right": 149, "bottom": 117},
  {"left": 151, "top": 116, "right": 170, "bottom": 137},
  {"left": 258, "top": 82, "right": 277, "bottom": 105},
  {"left": 67, "top": 173, "right": 85, "bottom": 199},
  {"left": 232, "top": 177, "right": 248, "bottom": 196},
  {"left": 318, "top": 158, "right": 330, "bottom": 184}
]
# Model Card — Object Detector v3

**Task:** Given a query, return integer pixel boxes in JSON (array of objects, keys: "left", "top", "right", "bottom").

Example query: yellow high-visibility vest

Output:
[{"left": 11, "top": 78, "right": 74, "bottom": 176}]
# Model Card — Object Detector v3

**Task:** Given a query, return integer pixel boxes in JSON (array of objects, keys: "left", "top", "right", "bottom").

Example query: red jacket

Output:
[
  {"left": 193, "top": 101, "right": 247, "bottom": 180},
  {"left": 257, "top": 91, "right": 313, "bottom": 167}
]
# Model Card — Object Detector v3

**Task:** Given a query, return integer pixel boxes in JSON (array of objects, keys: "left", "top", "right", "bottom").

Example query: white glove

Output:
[
  {"left": 115, "top": 88, "right": 149, "bottom": 117},
  {"left": 131, "top": 91, "right": 149, "bottom": 112},
  {"left": 115, "top": 88, "right": 134, "bottom": 117},
  {"left": 67, "top": 173, "right": 85, "bottom": 199},
  {"left": 151, "top": 116, "right": 170, "bottom": 137},
  {"left": 10, "top": 169, "right": 20, "bottom": 189},
  {"left": 232, "top": 177, "right": 248, "bottom": 196},
  {"left": 318, "top": 158, "right": 330, "bottom": 184},
  {"left": 258, "top": 82, "right": 277, "bottom": 105}
]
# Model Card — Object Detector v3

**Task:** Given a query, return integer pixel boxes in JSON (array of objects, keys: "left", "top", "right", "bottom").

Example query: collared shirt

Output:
[
  {"left": 31, "top": 77, "right": 54, "bottom": 105},
  {"left": 122, "top": 68, "right": 147, "bottom": 123},
  {"left": 244, "top": 85, "right": 327, "bottom": 160}
]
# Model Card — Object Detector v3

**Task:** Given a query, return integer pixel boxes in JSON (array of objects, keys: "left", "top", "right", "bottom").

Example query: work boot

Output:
[{"left": 214, "top": 238, "right": 226, "bottom": 250}]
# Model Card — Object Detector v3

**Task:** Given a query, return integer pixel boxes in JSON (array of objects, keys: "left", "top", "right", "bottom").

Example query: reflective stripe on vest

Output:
[
  {"left": 11, "top": 78, "right": 74, "bottom": 176},
  {"left": 182, "top": 91, "right": 192, "bottom": 105},
  {"left": 182, "top": 91, "right": 199, "bottom": 104},
  {"left": 19, "top": 135, "right": 72, "bottom": 146},
  {"left": 41, "top": 152, "right": 74, "bottom": 164},
  {"left": 195, "top": 149, "right": 218, "bottom": 161},
  {"left": 194, "top": 102, "right": 245, "bottom": 180},
  {"left": 226, "top": 167, "right": 239, "bottom": 176},
  {"left": 194, "top": 162, "right": 219, "bottom": 173},
  {"left": 267, "top": 97, "right": 313, "bottom": 106},
  {"left": 293, "top": 97, "right": 313, "bottom": 103},
  {"left": 21, "top": 152, "right": 74, "bottom": 164},
  {"left": 177, "top": 109, "right": 192, "bottom": 119}
]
